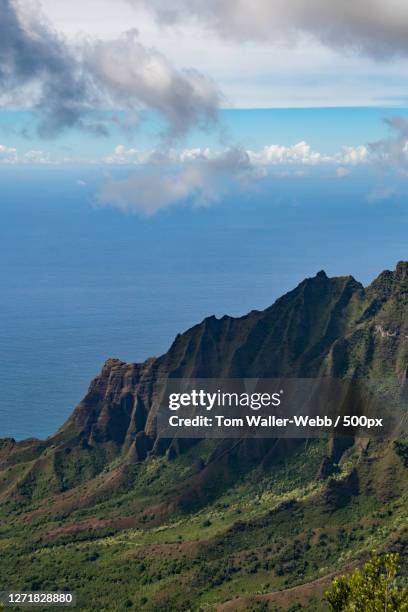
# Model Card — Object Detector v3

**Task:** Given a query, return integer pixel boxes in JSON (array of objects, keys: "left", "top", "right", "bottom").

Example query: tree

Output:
[{"left": 325, "top": 552, "right": 408, "bottom": 611}]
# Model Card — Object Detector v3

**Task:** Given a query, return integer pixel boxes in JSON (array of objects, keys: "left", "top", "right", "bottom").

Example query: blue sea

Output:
[{"left": 1, "top": 165, "right": 407, "bottom": 440}]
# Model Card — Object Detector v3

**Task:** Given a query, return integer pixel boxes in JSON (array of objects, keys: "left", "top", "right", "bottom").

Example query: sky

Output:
[{"left": 1, "top": 0, "right": 408, "bottom": 214}]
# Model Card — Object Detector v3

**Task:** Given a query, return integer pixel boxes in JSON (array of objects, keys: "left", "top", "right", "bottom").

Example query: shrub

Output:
[{"left": 325, "top": 552, "right": 408, "bottom": 611}]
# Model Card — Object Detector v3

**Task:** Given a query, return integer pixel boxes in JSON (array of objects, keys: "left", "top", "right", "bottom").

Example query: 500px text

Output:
[{"left": 168, "top": 415, "right": 384, "bottom": 428}]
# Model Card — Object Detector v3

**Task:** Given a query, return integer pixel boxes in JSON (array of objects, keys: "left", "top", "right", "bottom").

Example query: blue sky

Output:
[{"left": 1, "top": 107, "right": 407, "bottom": 161}]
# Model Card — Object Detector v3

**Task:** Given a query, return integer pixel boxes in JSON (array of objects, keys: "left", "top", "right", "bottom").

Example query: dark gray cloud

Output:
[
  {"left": 0, "top": 0, "right": 101, "bottom": 136},
  {"left": 0, "top": 0, "right": 220, "bottom": 138},
  {"left": 130, "top": 0, "right": 408, "bottom": 58}
]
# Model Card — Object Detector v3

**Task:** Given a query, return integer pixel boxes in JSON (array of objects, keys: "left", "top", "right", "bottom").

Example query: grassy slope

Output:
[{"left": 1, "top": 436, "right": 408, "bottom": 611}]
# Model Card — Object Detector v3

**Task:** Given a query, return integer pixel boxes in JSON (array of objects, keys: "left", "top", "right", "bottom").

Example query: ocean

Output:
[{"left": 1, "top": 165, "right": 407, "bottom": 439}]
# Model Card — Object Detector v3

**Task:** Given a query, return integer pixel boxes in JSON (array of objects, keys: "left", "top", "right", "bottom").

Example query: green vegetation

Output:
[
  {"left": 325, "top": 552, "right": 408, "bottom": 611},
  {"left": 1, "top": 437, "right": 408, "bottom": 610}
]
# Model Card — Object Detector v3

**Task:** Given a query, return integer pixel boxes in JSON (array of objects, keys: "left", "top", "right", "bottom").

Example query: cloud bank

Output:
[
  {"left": 0, "top": 0, "right": 220, "bottom": 138},
  {"left": 96, "top": 140, "right": 373, "bottom": 215},
  {"left": 103, "top": 142, "right": 369, "bottom": 167},
  {"left": 130, "top": 0, "right": 408, "bottom": 58},
  {"left": 0, "top": 143, "right": 50, "bottom": 164}
]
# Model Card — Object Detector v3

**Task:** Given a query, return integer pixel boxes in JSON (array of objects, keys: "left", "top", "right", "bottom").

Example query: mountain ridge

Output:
[
  {"left": 1, "top": 262, "right": 407, "bottom": 501},
  {"left": 1, "top": 262, "right": 408, "bottom": 610}
]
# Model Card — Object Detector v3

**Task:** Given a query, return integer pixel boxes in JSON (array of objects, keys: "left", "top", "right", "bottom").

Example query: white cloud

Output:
[
  {"left": 103, "top": 146, "right": 217, "bottom": 165},
  {"left": 97, "top": 147, "right": 264, "bottom": 215},
  {"left": 102, "top": 141, "right": 371, "bottom": 169},
  {"left": 336, "top": 166, "right": 351, "bottom": 178},
  {"left": 0, "top": 144, "right": 51, "bottom": 164},
  {"left": 21, "top": 149, "right": 51, "bottom": 164},
  {"left": 248, "top": 141, "right": 331, "bottom": 165},
  {"left": 341, "top": 145, "right": 369, "bottom": 165},
  {"left": 131, "top": 0, "right": 408, "bottom": 58},
  {"left": 247, "top": 142, "right": 369, "bottom": 166},
  {"left": 366, "top": 187, "right": 396, "bottom": 202},
  {"left": 177, "top": 147, "right": 213, "bottom": 162},
  {"left": 84, "top": 31, "right": 220, "bottom": 140},
  {"left": 103, "top": 144, "right": 146, "bottom": 164},
  {"left": 0, "top": 144, "right": 18, "bottom": 163},
  {"left": 1, "top": 140, "right": 371, "bottom": 168}
]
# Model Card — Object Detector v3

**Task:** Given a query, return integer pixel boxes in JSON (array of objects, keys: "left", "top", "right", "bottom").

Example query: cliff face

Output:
[{"left": 1, "top": 262, "right": 407, "bottom": 503}]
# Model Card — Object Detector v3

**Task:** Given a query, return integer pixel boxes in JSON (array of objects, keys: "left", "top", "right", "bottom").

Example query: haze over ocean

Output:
[{"left": 1, "top": 162, "right": 407, "bottom": 440}]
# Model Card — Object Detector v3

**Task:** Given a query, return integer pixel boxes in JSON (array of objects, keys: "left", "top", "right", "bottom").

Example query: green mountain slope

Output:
[{"left": 0, "top": 262, "right": 407, "bottom": 610}]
